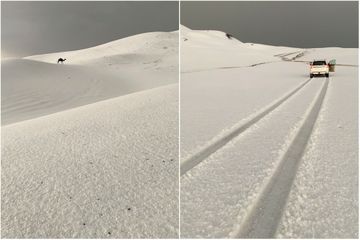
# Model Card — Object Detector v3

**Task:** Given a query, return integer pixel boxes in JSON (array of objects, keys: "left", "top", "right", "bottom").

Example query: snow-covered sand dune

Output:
[
  {"left": 180, "top": 25, "right": 280, "bottom": 72},
  {"left": 2, "top": 30, "right": 179, "bottom": 237},
  {"left": 2, "top": 85, "right": 179, "bottom": 238},
  {"left": 25, "top": 31, "right": 178, "bottom": 66},
  {"left": 180, "top": 25, "right": 358, "bottom": 238},
  {"left": 2, "top": 31, "right": 178, "bottom": 125}
]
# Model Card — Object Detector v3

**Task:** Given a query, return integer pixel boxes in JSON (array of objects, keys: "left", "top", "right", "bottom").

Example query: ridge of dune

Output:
[
  {"left": 180, "top": 25, "right": 358, "bottom": 72},
  {"left": 180, "top": 25, "right": 278, "bottom": 72},
  {"left": 3, "top": 30, "right": 178, "bottom": 125},
  {"left": 24, "top": 30, "right": 178, "bottom": 65},
  {"left": 180, "top": 24, "right": 243, "bottom": 46}
]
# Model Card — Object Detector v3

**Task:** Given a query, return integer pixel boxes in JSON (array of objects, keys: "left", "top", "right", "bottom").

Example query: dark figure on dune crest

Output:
[
  {"left": 57, "top": 58, "right": 66, "bottom": 64},
  {"left": 226, "top": 33, "right": 233, "bottom": 39}
]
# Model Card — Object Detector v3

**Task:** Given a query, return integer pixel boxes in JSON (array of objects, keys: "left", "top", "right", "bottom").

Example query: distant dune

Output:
[{"left": 2, "top": 30, "right": 178, "bottom": 125}]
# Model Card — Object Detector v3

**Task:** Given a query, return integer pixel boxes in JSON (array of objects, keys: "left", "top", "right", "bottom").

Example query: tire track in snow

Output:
[
  {"left": 183, "top": 49, "right": 310, "bottom": 74},
  {"left": 182, "top": 61, "right": 280, "bottom": 74},
  {"left": 279, "top": 51, "right": 306, "bottom": 62},
  {"left": 181, "top": 78, "right": 312, "bottom": 175},
  {"left": 236, "top": 77, "right": 329, "bottom": 238}
]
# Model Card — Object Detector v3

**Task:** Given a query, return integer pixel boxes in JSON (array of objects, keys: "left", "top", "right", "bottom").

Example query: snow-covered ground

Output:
[
  {"left": 2, "top": 31, "right": 178, "bottom": 125},
  {"left": 180, "top": 25, "right": 358, "bottom": 238},
  {"left": 2, "top": 30, "right": 179, "bottom": 238},
  {"left": 277, "top": 65, "right": 358, "bottom": 238}
]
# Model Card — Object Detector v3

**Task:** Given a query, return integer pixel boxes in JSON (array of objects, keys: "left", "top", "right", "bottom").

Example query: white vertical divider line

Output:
[{"left": 178, "top": 0, "right": 181, "bottom": 238}]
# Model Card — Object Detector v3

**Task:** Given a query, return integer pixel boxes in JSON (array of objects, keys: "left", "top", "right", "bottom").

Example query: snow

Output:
[
  {"left": 276, "top": 66, "right": 358, "bottom": 238},
  {"left": 181, "top": 61, "right": 309, "bottom": 162},
  {"left": 3, "top": 31, "right": 178, "bottom": 125},
  {"left": 1, "top": 30, "right": 179, "bottom": 238},
  {"left": 2, "top": 85, "right": 179, "bottom": 238},
  {"left": 181, "top": 79, "right": 323, "bottom": 238},
  {"left": 2, "top": 22, "right": 358, "bottom": 238},
  {"left": 180, "top": 25, "right": 358, "bottom": 238},
  {"left": 180, "top": 25, "right": 278, "bottom": 72},
  {"left": 297, "top": 47, "right": 358, "bottom": 65},
  {"left": 180, "top": 25, "right": 308, "bottom": 162},
  {"left": 25, "top": 31, "right": 178, "bottom": 67}
]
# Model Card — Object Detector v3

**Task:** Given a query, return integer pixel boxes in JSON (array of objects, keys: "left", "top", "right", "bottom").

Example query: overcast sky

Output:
[
  {"left": 2, "top": 1, "right": 179, "bottom": 58},
  {"left": 181, "top": 1, "right": 358, "bottom": 48}
]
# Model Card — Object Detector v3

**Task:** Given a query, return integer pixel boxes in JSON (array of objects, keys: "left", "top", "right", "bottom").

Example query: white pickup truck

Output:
[{"left": 310, "top": 60, "right": 329, "bottom": 78}]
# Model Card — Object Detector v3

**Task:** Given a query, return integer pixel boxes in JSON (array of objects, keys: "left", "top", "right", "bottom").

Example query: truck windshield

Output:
[{"left": 313, "top": 61, "right": 327, "bottom": 65}]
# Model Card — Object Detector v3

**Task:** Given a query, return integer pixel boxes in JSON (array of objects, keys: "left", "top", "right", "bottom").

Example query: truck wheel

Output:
[
  {"left": 325, "top": 73, "right": 329, "bottom": 78},
  {"left": 310, "top": 74, "right": 313, "bottom": 78}
]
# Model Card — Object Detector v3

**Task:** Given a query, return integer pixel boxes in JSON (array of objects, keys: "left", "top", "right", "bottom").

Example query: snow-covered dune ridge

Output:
[
  {"left": 181, "top": 25, "right": 243, "bottom": 47},
  {"left": 181, "top": 25, "right": 357, "bottom": 72},
  {"left": 181, "top": 25, "right": 295, "bottom": 72},
  {"left": 25, "top": 31, "right": 178, "bottom": 66},
  {"left": 3, "top": 30, "right": 178, "bottom": 125}
]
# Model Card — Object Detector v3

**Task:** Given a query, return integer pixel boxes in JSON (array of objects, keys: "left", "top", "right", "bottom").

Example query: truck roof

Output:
[{"left": 312, "top": 60, "right": 327, "bottom": 65}]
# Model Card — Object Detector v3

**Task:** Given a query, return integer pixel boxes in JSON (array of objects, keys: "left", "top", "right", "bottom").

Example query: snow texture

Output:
[
  {"left": 180, "top": 25, "right": 358, "bottom": 238},
  {"left": 3, "top": 31, "right": 178, "bottom": 125},
  {"left": 2, "top": 30, "right": 179, "bottom": 238}
]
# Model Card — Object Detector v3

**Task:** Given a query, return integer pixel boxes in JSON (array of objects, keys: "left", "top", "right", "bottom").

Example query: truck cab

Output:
[{"left": 310, "top": 60, "right": 329, "bottom": 78}]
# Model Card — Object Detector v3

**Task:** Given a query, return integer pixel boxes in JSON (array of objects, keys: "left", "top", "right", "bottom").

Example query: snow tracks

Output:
[
  {"left": 236, "top": 77, "right": 329, "bottom": 238},
  {"left": 181, "top": 77, "right": 329, "bottom": 238},
  {"left": 181, "top": 78, "right": 312, "bottom": 176}
]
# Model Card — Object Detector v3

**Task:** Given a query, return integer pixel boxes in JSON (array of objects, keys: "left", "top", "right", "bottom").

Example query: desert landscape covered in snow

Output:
[
  {"left": 2, "top": 30, "right": 179, "bottom": 238},
  {"left": 180, "top": 25, "right": 358, "bottom": 238}
]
